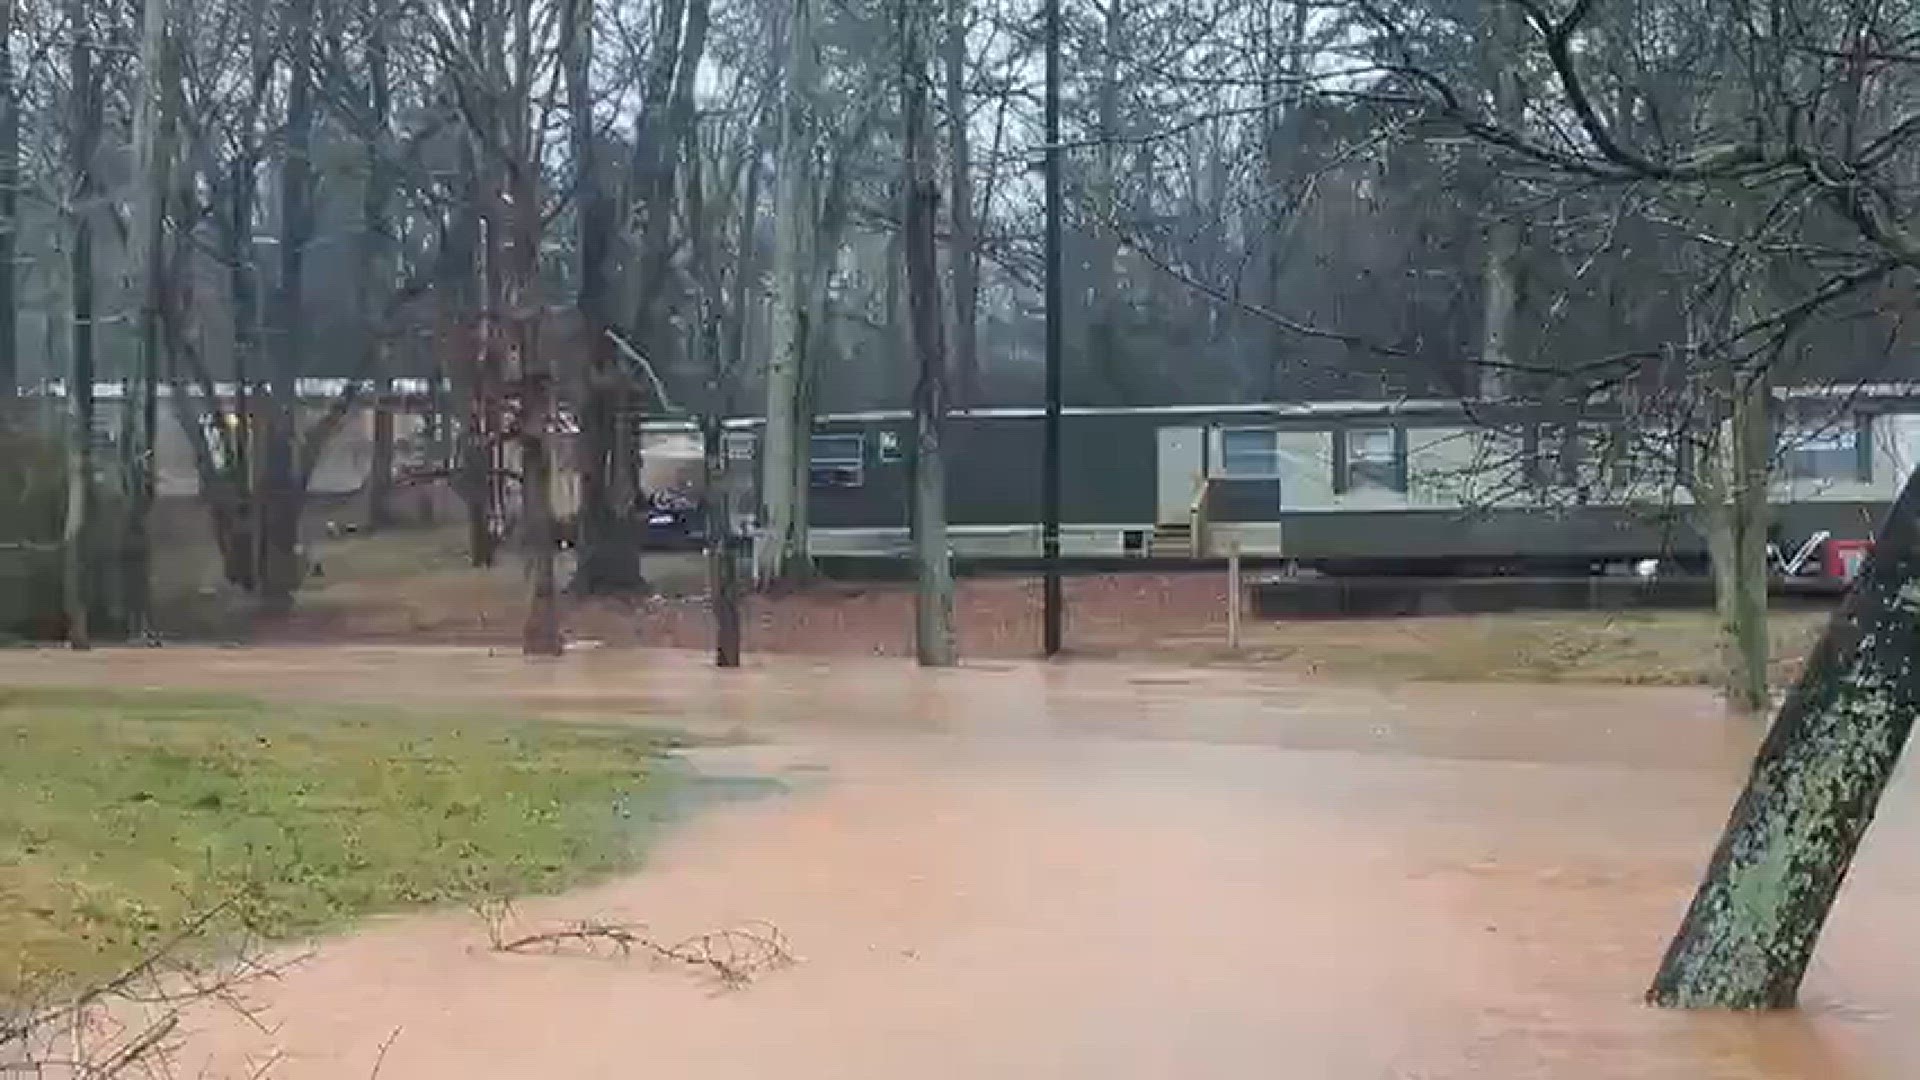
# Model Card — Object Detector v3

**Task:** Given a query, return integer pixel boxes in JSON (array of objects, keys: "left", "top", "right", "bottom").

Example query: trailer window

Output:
[
  {"left": 1783, "top": 415, "right": 1870, "bottom": 483},
  {"left": 1531, "top": 422, "right": 1630, "bottom": 492},
  {"left": 1345, "top": 428, "right": 1406, "bottom": 493},
  {"left": 1219, "top": 428, "right": 1281, "bottom": 478},
  {"left": 809, "top": 433, "right": 866, "bottom": 488}
]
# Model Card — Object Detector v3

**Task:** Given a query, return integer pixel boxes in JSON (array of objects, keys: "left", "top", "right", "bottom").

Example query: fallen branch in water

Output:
[{"left": 473, "top": 898, "right": 793, "bottom": 988}]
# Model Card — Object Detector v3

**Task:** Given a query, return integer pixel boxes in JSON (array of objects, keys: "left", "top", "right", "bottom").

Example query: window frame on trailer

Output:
[
  {"left": 1217, "top": 426, "right": 1284, "bottom": 480},
  {"left": 1333, "top": 425, "right": 1408, "bottom": 494},
  {"left": 1528, "top": 420, "right": 1633, "bottom": 493},
  {"left": 808, "top": 431, "right": 867, "bottom": 488},
  {"left": 1780, "top": 409, "right": 1873, "bottom": 484}
]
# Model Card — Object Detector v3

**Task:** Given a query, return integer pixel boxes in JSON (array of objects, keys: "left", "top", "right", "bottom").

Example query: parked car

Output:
[{"left": 642, "top": 488, "right": 706, "bottom": 550}]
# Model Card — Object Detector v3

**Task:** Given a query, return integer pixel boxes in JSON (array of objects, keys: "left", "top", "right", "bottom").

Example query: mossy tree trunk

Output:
[{"left": 1648, "top": 459, "right": 1920, "bottom": 1009}]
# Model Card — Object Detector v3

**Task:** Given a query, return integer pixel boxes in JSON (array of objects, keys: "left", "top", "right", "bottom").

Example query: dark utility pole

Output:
[{"left": 1041, "top": 0, "right": 1063, "bottom": 656}]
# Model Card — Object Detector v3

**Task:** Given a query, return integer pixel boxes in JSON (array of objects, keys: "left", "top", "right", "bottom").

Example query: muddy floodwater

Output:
[{"left": 6, "top": 646, "right": 1920, "bottom": 1078}]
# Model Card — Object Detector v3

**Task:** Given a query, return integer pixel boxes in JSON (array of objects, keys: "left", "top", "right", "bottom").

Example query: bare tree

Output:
[
  {"left": 1335, "top": 0, "right": 1920, "bottom": 1008},
  {"left": 1474, "top": 0, "right": 1522, "bottom": 401},
  {"left": 565, "top": 0, "right": 645, "bottom": 596},
  {"left": 0, "top": 0, "right": 18, "bottom": 415},
  {"left": 943, "top": 0, "right": 979, "bottom": 404},
  {"left": 901, "top": 0, "right": 954, "bottom": 668},
  {"left": 254, "top": 0, "right": 321, "bottom": 616},
  {"left": 358, "top": 0, "right": 398, "bottom": 534},
  {"left": 121, "top": 0, "right": 177, "bottom": 637},
  {"left": 60, "top": 0, "right": 100, "bottom": 650},
  {"left": 756, "top": 0, "right": 817, "bottom": 589},
  {"left": 686, "top": 115, "right": 743, "bottom": 667}
]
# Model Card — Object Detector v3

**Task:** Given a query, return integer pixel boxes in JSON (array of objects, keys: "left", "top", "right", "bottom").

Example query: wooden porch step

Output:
[{"left": 1148, "top": 522, "right": 1195, "bottom": 559}]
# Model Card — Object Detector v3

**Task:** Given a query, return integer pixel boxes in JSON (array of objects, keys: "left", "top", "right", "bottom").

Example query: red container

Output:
[{"left": 1824, "top": 538, "right": 1874, "bottom": 582}]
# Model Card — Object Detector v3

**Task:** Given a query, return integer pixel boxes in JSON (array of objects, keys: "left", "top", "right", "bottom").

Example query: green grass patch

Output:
[{"left": 0, "top": 686, "right": 677, "bottom": 998}]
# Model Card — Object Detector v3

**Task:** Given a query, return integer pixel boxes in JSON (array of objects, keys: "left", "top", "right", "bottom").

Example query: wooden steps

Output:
[{"left": 1149, "top": 522, "right": 1195, "bottom": 559}]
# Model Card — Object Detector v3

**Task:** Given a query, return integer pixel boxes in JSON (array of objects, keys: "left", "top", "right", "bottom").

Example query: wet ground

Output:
[{"left": 5, "top": 646, "right": 1920, "bottom": 1078}]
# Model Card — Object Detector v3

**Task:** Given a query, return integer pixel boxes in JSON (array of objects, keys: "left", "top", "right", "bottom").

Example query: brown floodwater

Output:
[{"left": 5, "top": 646, "right": 1920, "bottom": 1078}]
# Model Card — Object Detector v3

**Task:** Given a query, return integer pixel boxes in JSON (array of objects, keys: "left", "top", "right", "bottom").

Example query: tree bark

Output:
[
  {"left": 1648, "top": 456, "right": 1920, "bottom": 1009},
  {"left": 257, "top": 0, "right": 320, "bottom": 615},
  {"left": 214, "top": 40, "right": 265, "bottom": 590},
  {"left": 943, "top": 0, "right": 979, "bottom": 404},
  {"left": 686, "top": 118, "right": 743, "bottom": 668},
  {"left": 0, "top": 0, "right": 18, "bottom": 414},
  {"left": 565, "top": 0, "right": 646, "bottom": 595},
  {"left": 1085, "top": 0, "right": 1123, "bottom": 399},
  {"left": 902, "top": 0, "right": 955, "bottom": 668},
  {"left": 1724, "top": 367, "right": 1772, "bottom": 714},
  {"left": 123, "top": 0, "right": 174, "bottom": 636},
  {"left": 1475, "top": 0, "right": 1522, "bottom": 400},
  {"left": 518, "top": 302, "right": 563, "bottom": 657},
  {"left": 756, "top": 0, "right": 817, "bottom": 589},
  {"left": 367, "top": 393, "right": 395, "bottom": 529},
  {"left": 61, "top": 0, "right": 98, "bottom": 650},
  {"left": 438, "top": 152, "right": 496, "bottom": 567},
  {"left": 361, "top": 1, "right": 396, "bottom": 534},
  {"left": 495, "top": 0, "right": 562, "bottom": 657},
  {"left": 703, "top": 410, "right": 741, "bottom": 667}
]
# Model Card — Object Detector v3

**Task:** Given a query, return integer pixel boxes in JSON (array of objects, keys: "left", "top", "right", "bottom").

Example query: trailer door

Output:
[{"left": 1156, "top": 426, "right": 1206, "bottom": 524}]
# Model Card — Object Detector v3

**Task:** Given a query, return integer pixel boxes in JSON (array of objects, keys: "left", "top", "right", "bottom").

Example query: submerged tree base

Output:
[{"left": 1648, "top": 469, "right": 1920, "bottom": 1009}]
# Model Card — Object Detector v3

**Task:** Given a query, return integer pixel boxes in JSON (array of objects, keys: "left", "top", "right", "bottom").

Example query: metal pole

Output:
[
  {"left": 1227, "top": 541, "right": 1242, "bottom": 651},
  {"left": 1041, "top": 0, "right": 1064, "bottom": 656}
]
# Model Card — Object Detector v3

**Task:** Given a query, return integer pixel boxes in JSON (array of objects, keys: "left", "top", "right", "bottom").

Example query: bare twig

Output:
[
  {"left": 0, "top": 897, "right": 297, "bottom": 1079},
  {"left": 368, "top": 1026, "right": 403, "bottom": 1079},
  {"left": 479, "top": 902, "right": 794, "bottom": 990}
]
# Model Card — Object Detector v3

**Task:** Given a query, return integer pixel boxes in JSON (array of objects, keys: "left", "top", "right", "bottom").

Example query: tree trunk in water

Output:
[
  {"left": 1648, "top": 456, "right": 1920, "bottom": 1008},
  {"left": 756, "top": 0, "right": 816, "bottom": 589},
  {"left": 902, "top": 0, "right": 954, "bottom": 668},
  {"left": 62, "top": 0, "right": 97, "bottom": 649}
]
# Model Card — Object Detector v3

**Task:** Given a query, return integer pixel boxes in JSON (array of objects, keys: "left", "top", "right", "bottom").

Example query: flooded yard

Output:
[{"left": 3, "top": 646, "right": 1916, "bottom": 1078}]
